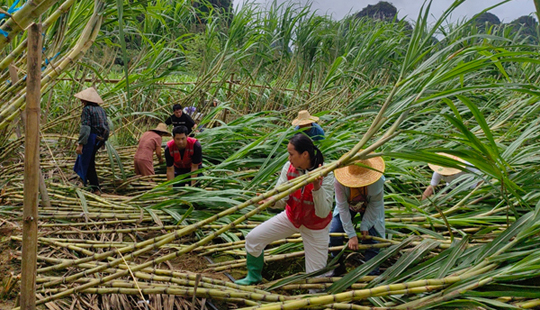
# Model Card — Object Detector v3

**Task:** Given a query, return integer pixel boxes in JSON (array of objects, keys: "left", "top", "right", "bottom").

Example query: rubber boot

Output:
[{"left": 235, "top": 253, "right": 264, "bottom": 285}]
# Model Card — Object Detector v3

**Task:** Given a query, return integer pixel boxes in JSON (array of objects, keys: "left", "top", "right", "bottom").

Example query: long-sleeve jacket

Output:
[
  {"left": 333, "top": 176, "right": 385, "bottom": 238},
  {"left": 78, "top": 105, "right": 109, "bottom": 145},
  {"left": 274, "top": 162, "right": 334, "bottom": 219}
]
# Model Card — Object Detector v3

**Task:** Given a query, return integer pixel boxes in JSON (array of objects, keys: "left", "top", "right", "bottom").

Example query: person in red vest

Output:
[
  {"left": 164, "top": 126, "right": 202, "bottom": 187},
  {"left": 235, "top": 134, "right": 334, "bottom": 285}
]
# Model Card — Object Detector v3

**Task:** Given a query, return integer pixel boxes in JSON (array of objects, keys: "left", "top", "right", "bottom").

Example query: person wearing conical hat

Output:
[
  {"left": 236, "top": 134, "right": 334, "bottom": 286},
  {"left": 134, "top": 123, "right": 170, "bottom": 176},
  {"left": 73, "top": 87, "right": 110, "bottom": 195},
  {"left": 292, "top": 110, "right": 325, "bottom": 141},
  {"left": 422, "top": 153, "right": 480, "bottom": 200},
  {"left": 329, "top": 155, "right": 385, "bottom": 276}
]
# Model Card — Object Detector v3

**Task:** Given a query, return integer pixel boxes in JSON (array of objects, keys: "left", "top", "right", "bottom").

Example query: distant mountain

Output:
[
  {"left": 355, "top": 1, "right": 398, "bottom": 21},
  {"left": 508, "top": 15, "right": 538, "bottom": 44},
  {"left": 472, "top": 12, "right": 537, "bottom": 44},
  {"left": 474, "top": 12, "right": 501, "bottom": 26}
]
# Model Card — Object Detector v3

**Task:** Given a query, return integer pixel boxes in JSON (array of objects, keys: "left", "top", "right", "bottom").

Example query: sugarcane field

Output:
[{"left": 2, "top": 0, "right": 540, "bottom": 308}]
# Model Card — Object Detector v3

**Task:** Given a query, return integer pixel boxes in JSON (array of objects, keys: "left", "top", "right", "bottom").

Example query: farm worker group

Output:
[
  {"left": 72, "top": 88, "right": 479, "bottom": 280},
  {"left": 73, "top": 88, "right": 203, "bottom": 192}
]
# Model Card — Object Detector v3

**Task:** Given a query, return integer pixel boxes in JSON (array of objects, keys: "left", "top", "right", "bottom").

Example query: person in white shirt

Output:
[
  {"left": 422, "top": 153, "right": 480, "bottom": 200},
  {"left": 235, "top": 134, "right": 334, "bottom": 285}
]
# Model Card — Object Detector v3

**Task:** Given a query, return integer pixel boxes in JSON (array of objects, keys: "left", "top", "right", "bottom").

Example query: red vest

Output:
[
  {"left": 285, "top": 164, "right": 332, "bottom": 230},
  {"left": 167, "top": 138, "right": 197, "bottom": 169}
]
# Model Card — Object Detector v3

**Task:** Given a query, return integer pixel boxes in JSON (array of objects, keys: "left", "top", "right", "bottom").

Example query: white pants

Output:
[{"left": 245, "top": 211, "right": 330, "bottom": 274}]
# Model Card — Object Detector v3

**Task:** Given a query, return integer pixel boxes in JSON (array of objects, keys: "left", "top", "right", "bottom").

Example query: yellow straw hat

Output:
[
  {"left": 335, "top": 155, "right": 385, "bottom": 188},
  {"left": 74, "top": 87, "right": 104, "bottom": 104},
  {"left": 427, "top": 152, "right": 466, "bottom": 176},
  {"left": 151, "top": 123, "right": 170, "bottom": 135},
  {"left": 291, "top": 110, "right": 319, "bottom": 126}
]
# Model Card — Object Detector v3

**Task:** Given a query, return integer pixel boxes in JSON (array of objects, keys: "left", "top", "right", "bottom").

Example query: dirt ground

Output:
[{"left": 0, "top": 220, "right": 21, "bottom": 307}]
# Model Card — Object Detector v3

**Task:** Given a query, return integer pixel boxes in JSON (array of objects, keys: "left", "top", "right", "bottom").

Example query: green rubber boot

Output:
[{"left": 235, "top": 253, "right": 264, "bottom": 285}]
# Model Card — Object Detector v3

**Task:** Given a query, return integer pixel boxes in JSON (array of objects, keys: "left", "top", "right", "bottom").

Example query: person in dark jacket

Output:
[
  {"left": 165, "top": 104, "right": 197, "bottom": 136},
  {"left": 73, "top": 87, "right": 109, "bottom": 195}
]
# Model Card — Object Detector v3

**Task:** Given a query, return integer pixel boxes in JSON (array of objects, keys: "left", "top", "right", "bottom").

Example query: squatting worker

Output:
[
  {"left": 422, "top": 152, "right": 480, "bottom": 200},
  {"left": 165, "top": 126, "right": 202, "bottom": 187},
  {"left": 134, "top": 123, "right": 170, "bottom": 176},
  {"left": 236, "top": 134, "right": 334, "bottom": 285},
  {"left": 329, "top": 154, "right": 385, "bottom": 276},
  {"left": 165, "top": 104, "right": 197, "bottom": 136},
  {"left": 292, "top": 110, "right": 325, "bottom": 141},
  {"left": 73, "top": 87, "right": 110, "bottom": 195}
]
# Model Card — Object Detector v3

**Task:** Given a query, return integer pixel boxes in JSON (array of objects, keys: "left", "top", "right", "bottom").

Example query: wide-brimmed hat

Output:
[
  {"left": 335, "top": 155, "right": 385, "bottom": 188},
  {"left": 427, "top": 152, "right": 466, "bottom": 176},
  {"left": 151, "top": 123, "right": 169, "bottom": 135},
  {"left": 292, "top": 110, "right": 319, "bottom": 126},
  {"left": 74, "top": 87, "right": 104, "bottom": 104}
]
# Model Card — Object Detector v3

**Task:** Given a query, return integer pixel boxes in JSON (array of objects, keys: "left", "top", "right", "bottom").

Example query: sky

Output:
[{"left": 234, "top": 0, "right": 538, "bottom": 24}]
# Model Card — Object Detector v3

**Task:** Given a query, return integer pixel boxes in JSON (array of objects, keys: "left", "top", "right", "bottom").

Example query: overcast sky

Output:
[{"left": 235, "top": 0, "right": 537, "bottom": 24}]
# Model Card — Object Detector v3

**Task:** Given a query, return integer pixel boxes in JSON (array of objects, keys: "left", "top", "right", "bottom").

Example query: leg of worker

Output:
[
  {"left": 136, "top": 159, "right": 155, "bottom": 176},
  {"left": 237, "top": 211, "right": 298, "bottom": 285},
  {"left": 86, "top": 142, "right": 100, "bottom": 191},
  {"left": 245, "top": 211, "right": 298, "bottom": 257},
  {"left": 301, "top": 222, "right": 331, "bottom": 274}
]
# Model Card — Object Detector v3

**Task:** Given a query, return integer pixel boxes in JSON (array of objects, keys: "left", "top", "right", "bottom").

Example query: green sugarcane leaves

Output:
[{"left": 327, "top": 236, "right": 415, "bottom": 294}]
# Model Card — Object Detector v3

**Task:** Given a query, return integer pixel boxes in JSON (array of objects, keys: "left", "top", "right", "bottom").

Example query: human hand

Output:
[
  {"left": 347, "top": 236, "right": 359, "bottom": 250},
  {"left": 310, "top": 165, "right": 323, "bottom": 191},
  {"left": 158, "top": 158, "right": 164, "bottom": 164},
  {"left": 76, "top": 144, "right": 83, "bottom": 155},
  {"left": 422, "top": 185, "right": 434, "bottom": 200},
  {"left": 360, "top": 230, "right": 369, "bottom": 240}
]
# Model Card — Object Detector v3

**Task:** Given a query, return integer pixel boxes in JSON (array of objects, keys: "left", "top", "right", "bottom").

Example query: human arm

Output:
[
  {"left": 154, "top": 136, "right": 164, "bottom": 164},
  {"left": 422, "top": 172, "right": 441, "bottom": 200},
  {"left": 156, "top": 146, "right": 164, "bottom": 164},
  {"left": 359, "top": 176, "right": 385, "bottom": 238},
  {"left": 167, "top": 166, "right": 174, "bottom": 181},
  {"left": 190, "top": 163, "right": 199, "bottom": 186},
  {"left": 189, "top": 141, "right": 203, "bottom": 186},
  {"left": 335, "top": 180, "right": 356, "bottom": 239},
  {"left": 165, "top": 146, "right": 174, "bottom": 181},
  {"left": 76, "top": 107, "right": 92, "bottom": 154},
  {"left": 312, "top": 171, "right": 334, "bottom": 218}
]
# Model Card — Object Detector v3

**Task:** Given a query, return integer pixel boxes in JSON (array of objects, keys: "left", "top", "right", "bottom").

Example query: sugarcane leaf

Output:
[
  {"left": 105, "top": 141, "right": 126, "bottom": 181},
  {"left": 145, "top": 207, "right": 163, "bottom": 226},
  {"left": 370, "top": 238, "right": 439, "bottom": 287},
  {"left": 456, "top": 95, "right": 499, "bottom": 159},
  {"left": 474, "top": 210, "right": 533, "bottom": 263},
  {"left": 75, "top": 188, "right": 89, "bottom": 223},
  {"left": 436, "top": 235, "right": 469, "bottom": 278},
  {"left": 264, "top": 264, "right": 335, "bottom": 291},
  {"left": 327, "top": 236, "right": 415, "bottom": 294}
]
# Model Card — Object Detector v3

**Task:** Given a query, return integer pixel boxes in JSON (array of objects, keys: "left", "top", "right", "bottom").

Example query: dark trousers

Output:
[
  {"left": 86, "top": 141, "right": 103, "bottom": 190},
  {"left": 329, "top": 210, "right": 380, "bottom": 275}
]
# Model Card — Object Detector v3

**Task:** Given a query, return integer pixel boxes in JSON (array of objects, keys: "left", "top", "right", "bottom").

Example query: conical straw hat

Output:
[
  {"left": 74, "top": 87, "right": 104, "bottom": 104},
  {"left": 335, "top": 155, "right": 385, "bottom": 188},
  {"left": 427, "top": 152, "right": 466, "bottom": 176},
  {"left": 151, "top": 123, "right": 170, "bottom": 135},
  {"left": 292, "top": 110, "right": 319, "bottom": 126}
]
